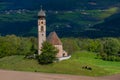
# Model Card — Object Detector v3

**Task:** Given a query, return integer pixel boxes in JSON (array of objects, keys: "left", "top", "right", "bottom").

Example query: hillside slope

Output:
[
  {"left": 90, "top": 13, "right": 120, "bottom": 37},
  {"left": 0, "top": 0, "right": 120, "bottom": 38},
  {"left": 0, "top": 51, "right": 120, "bottom": 76},
  {"left": 1, "top": 0, "right": 120, "bottom": 10}
]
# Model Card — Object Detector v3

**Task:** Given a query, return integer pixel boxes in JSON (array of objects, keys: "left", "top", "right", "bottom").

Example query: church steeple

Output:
[
  {"left": 38, "top": 6, "right": 46, "bottom": 17},
  {"left": 38, "top": 7, "right": 46, "bottom": 55}
]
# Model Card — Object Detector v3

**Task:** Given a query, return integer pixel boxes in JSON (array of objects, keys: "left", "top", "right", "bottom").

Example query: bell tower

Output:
[{"left": 38, "top": 7, "right": 46, "bottom": 55}]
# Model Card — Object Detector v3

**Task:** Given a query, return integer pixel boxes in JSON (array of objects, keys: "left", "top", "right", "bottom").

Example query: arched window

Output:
[
  {"left": 63, "top": 53, "right": 65, "bottom": 57},
  {"left": 41, "top": 26, "right": 44, "bottom": 31},
  {"left": 41, "top": 21, "right": 43, "bottom": 24}
]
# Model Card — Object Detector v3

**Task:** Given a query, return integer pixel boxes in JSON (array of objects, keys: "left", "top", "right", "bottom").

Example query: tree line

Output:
[
  {"left": 0, "top": 35, "right": 37, "bottom": 58},
  {"left": 62, "top": 37, "right": 120, "bottom": 61},
  {"left": 0, "top": 35, "right": 120, "bottom": 61}
]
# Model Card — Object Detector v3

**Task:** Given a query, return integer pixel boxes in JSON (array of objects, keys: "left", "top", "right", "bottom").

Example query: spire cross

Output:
[{"left": 40, "top": 5, "right": 43, "bottom": 10}]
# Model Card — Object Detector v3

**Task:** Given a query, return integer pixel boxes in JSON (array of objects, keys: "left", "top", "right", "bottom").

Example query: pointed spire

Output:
[{"left": 38, "top": 5, "right": 46, "bottom": 17}]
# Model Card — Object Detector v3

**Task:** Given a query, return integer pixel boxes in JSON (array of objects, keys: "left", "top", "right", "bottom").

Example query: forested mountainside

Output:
[
  {"left": 0, "top": 0, "right": 120, "bottom": 38},
  {"left": 91, "top": 13, "right": 120, "bottom": 37},
  {"left": 1, "top": 0, "right": 120, "bottom": 10}
]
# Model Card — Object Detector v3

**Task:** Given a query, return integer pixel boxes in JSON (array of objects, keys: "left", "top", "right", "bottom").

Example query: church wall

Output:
[{"left": 54, "top": 45, "right": 67, "bottom": 58}]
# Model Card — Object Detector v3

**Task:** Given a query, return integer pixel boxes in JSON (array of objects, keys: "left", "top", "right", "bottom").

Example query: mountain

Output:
[
  {"left": 0, "top": 0, "right": 120, "bottom": 38},
  {"left": 1, "top": 0, "right": 120, "bottom": 10},
  {"left": 90, "top": 13, "right": 120, "bottom": 37}
]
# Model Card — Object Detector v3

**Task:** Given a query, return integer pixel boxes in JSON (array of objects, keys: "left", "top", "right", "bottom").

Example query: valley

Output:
[{"left": 0, "top": 0, "right": 120, "bottom": 38}]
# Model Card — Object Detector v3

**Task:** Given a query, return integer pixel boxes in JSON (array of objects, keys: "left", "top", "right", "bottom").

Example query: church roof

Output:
[
  {"left": 47, "top": 32, "right": 62, "bottom": 45},
  {"left": 38, "top": 9, "right": 46, "bottom": 17}
]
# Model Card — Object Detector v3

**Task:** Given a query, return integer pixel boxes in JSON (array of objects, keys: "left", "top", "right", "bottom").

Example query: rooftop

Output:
[
  {"left": 47, "top": 32, "right": 62, "bottom": 45},
  {"left": 38, "top": 8, "right": 46, "bottom": 17}
]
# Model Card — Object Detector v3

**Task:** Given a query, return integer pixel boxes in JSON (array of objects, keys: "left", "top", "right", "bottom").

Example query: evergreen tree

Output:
[{"left": 37, "top": 41, "right": 58, "bottom": 64}]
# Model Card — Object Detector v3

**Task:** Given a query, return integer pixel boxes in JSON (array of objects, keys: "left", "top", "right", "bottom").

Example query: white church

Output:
[{"left": 37, "top": 8, "right": 70, "bottom": 60}]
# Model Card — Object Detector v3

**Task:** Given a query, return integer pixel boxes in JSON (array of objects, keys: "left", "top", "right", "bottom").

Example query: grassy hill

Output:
[{"left": 0, "top": 51, "right": 120, "bottom": 76}]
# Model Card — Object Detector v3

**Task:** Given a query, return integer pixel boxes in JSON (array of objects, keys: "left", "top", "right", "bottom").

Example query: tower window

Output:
[
  {"left": 42, "top": 34, "right": 44, "bottom": 36},
  {"left": 41, "top": 26, "right": 44, "bottom": 31},
  {"left": 41, "top": 21, "right": 43, "bottom": 24}
]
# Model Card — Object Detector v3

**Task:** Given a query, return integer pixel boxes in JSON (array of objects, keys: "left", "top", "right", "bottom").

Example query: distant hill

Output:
[
  {"left": 90, "top": 13, "right": 120, "bottom": 37},
  {"left": 1, "top": 0, "right": 120, "bottom": 10},
  {"left": 0, "top": 0, "right": 120, "bottom": 38}
]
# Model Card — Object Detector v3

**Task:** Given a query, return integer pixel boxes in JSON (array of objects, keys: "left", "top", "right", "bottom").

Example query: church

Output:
[{"left": 37, "top": 8, "right": 69, "bottom": 59}]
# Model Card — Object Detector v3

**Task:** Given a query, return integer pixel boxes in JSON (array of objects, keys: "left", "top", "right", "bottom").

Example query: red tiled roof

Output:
[{"left": 47, "top": 32, "right": 62, "bottom": 45}]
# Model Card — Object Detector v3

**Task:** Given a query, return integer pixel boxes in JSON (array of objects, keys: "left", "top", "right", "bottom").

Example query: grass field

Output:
[{"left": 0, "top": 51, "right": 120, "bottom": 76}]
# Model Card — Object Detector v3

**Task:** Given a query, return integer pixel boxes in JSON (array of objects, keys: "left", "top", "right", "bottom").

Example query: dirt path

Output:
[{"left": 0, "top": 70, "right": 120, "bottom": 80}]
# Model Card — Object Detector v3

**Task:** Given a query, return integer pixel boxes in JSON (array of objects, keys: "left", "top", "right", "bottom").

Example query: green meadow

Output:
[{"left": 0, "top": 51, "right": 120, "bottom": 76}]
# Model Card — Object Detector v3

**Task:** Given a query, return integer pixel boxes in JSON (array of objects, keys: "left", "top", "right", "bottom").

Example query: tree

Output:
[
  {"left": 101, "top": 38, "right": 120, "bottom": 61},
  {"left": 87, "top": 39, "right": 102, "bottom": 53},
  {"left": 0, "top": 35, "right": 37, "bottom": 58},
  {"left": 37, "top": 41, "right": 58, "bottom": 64},
  {"left": 103, "top": 38, "right": 120, "bottom": 56},
  {"left": 62, "top": 38, "right": 80, "bottom": 54},
  {"left": 0, "top": 35, "right": 21, "bottom": 57},
  {"left": 18, "top": 38, "right": 32, "bottom": 55}
]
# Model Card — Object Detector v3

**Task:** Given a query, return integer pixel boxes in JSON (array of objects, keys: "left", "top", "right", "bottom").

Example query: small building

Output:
[
  {"left": 47, "top": 31, "right": 68, "bottom": 58},
  {"left": 38, "top": 7, "right": 69, "bottom": 60}
]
